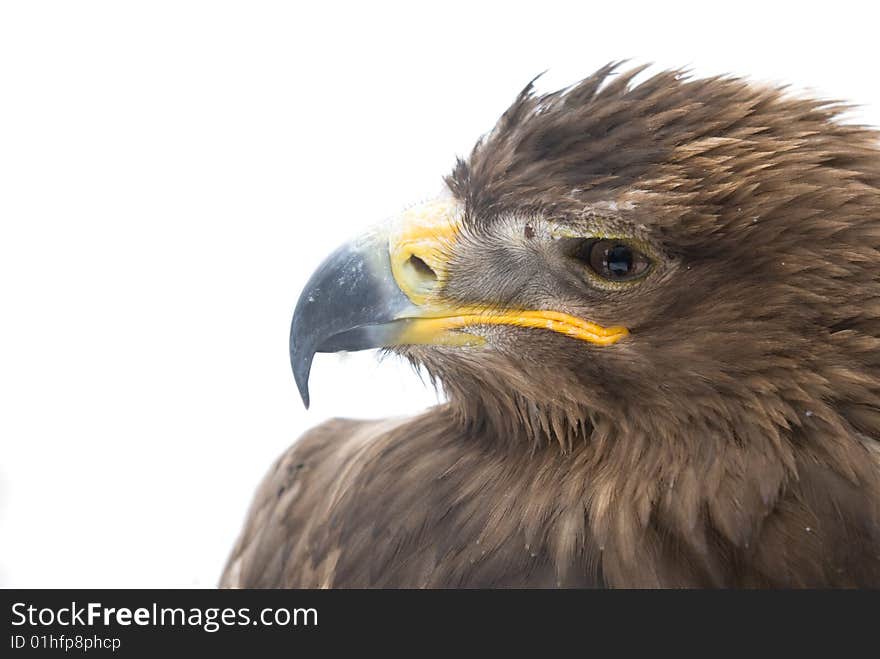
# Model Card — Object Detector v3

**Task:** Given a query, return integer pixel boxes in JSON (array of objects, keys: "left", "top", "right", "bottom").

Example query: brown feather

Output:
[{"left": 222, "top": 64, "right": 880, "bottom": 588}]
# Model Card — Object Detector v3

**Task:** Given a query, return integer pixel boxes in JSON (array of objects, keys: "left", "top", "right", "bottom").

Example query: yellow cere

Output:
[{"left": 389, "top": 198, "right": 462, "bottom": 305}]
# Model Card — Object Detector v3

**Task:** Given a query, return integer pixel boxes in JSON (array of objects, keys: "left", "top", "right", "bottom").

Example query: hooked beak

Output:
[
  {"left": 290, "top": 198, "right": 628, "bottom": 408},
  {"left": 289, "top": 199, "right": 471, "bottom": 407}
]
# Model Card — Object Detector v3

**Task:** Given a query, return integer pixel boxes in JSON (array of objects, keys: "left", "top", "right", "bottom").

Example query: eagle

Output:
[{"left": 221, "top": 64, "right": 880, "bottom": 588}]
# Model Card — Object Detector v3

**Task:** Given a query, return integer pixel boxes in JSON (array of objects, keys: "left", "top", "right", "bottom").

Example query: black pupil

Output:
[{"left": 605, "top": 244, "right": 633, "bottom": 277}]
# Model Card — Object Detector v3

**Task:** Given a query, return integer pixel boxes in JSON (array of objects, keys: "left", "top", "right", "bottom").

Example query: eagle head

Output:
[
  {"left": 293, "top": 63, "right": 880, "bottom": 450},
  {"left": 293, "top": 64, "right": 880, "bottom": 512}
]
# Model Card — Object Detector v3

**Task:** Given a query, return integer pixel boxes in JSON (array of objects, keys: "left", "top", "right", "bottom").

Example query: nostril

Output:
[
  {"left": 407, "top": 255, "right": 437, "bottom": 282},
  {"left": 391, "top": 245, "right": 444, "bottom": 302}
]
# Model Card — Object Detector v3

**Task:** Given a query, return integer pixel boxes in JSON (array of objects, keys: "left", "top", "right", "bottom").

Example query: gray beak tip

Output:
[
  {"left": 295, "top": 371, "right": 311, "bottom": 409},
  {"left": 290, "top": 326, "right": 314, "bottom": 410}
]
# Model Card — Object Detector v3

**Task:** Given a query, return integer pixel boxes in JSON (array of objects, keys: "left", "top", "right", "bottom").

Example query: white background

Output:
[{"left": 1, "top": 1, "right": 878, "bottom": 587}]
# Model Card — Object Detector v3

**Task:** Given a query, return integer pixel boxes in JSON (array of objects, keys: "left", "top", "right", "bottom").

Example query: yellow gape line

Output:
[{"left": 397, "top": 308, "right": 629, "bottom": 347}]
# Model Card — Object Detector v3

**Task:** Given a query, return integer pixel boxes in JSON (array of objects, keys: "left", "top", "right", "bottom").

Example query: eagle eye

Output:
[{"left": 573, "top": 239, "right": 651, "bottom": 282}]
